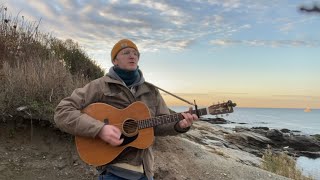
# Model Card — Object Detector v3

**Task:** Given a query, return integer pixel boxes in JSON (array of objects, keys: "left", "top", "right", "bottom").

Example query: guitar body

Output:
[
  {"left": 74, "top": 100, "right": 236, "bottom": 166},
  {"left": 75, "top": 101, "right": 153, "bottom": 166}
]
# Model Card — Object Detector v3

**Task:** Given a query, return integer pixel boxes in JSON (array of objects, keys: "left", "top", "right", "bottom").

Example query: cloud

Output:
[
  {"left": 161, "top": 92, "right": 249, "bottom": 97},
  {"left": 209, "top": 39, "right": 320, "bottom": 47},
  {"left": 272, "top": 95, "right": 319, "bottom": 99},
  {"left": 5, "top": 0, "right": 319, "bottom": 68},
  {"left": 6, "top": 0, "right": 246, "bottom": 51},
  {"left": 210, "top": 92, "right": 249, "bottom": 95},
  {"left": 278, "top": 16, "right": 316, "bottom": 33},
  {"left": 162, "top": 93, "right": 210, "bottom": 96}
]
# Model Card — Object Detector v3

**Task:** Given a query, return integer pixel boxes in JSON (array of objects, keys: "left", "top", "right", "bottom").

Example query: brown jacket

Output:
[{"left": 54, "top": 75, "right": 188, "bottom": 178}]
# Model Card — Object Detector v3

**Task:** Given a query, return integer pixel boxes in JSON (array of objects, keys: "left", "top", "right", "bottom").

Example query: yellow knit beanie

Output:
[{"left": 111, "top": 39, "right": 139, "bottom": 61}]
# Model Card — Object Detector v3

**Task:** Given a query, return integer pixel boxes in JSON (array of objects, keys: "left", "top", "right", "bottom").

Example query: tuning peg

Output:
[
  {"left": 216, "top": 115, "right": 218, "bottom": 118},
  {"left": 226, "top": 114, "right": 229, "bottom": 116}
]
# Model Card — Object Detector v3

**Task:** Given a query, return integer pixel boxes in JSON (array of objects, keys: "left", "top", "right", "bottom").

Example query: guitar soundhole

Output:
[{"left": 122, "top": 119, "right": 138, "bottom": 137}]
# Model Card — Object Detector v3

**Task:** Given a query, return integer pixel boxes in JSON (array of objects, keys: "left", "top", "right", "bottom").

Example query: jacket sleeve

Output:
[
  {"left": 153, "top": 88, "right": 190, "bottom": 136},
  {"left": 54, "top": 79, "right": 105, "bottom": 138}
]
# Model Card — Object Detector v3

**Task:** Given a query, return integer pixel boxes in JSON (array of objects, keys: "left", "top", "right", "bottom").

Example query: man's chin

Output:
[{"left": 125, "top": 66, "right": 138, "bottom": 71}]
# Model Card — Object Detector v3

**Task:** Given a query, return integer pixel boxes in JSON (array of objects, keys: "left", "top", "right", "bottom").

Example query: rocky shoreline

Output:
[
  {"left": 152, "top": 117, "right": 318, "bottom": 179},
  {"left": 196, "top": 117, "right": 320, "bottom": 160}
]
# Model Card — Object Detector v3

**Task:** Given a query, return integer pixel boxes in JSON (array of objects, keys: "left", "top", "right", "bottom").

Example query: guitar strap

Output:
[{"left": 145, "top": 82, "right": 200, "bottom": 117}]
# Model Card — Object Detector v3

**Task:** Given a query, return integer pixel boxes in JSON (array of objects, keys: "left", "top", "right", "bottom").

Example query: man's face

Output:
[{"left": 113, "top": 47, "right": 139, "bottom": 71}]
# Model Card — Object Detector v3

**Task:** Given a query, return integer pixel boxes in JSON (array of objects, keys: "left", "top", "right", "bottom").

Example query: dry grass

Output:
[
  {"left": 0, "top": 6, "right": 103, "bottom": 122},
  {"left": 1, "top": 58, "right": 88, "bottom": 122},
  {"left": 313, "top": 134, "right": 320, "bottom": 141},
  {"left": 261, "top": 149, "right": 314, "bottom": 180}
]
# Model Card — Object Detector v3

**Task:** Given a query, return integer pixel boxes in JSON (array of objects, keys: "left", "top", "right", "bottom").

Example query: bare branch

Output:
[{"left": 299, "top": 3, "right": 320, "bottom": 14}]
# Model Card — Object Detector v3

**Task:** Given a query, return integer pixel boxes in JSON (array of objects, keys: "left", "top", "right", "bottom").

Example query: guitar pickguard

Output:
[{"left": 120, "top": 133, "right": 139, "bottom": 146}]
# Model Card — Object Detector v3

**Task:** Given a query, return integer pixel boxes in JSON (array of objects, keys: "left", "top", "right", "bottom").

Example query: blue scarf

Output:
[{"left": 113, "top": 66, "right": 140, "bottom": 86}]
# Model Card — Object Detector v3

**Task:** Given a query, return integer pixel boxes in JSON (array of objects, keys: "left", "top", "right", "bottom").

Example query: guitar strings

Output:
[
  {"left": 109, "top": 122, "right": 140, "bottom": 129},
  {"left": 103, "top": 118, "right": 153, "bottom": 127},
  {"left": 112, "top": 123, "right": 141, "bottom": 132},
  {"left": 105, "top": 120, "right": 155, "bottom": 130},
  {"left": 108, "top": 119, "right": 157, "bottom": 128},
  {"left": 106, "top": 115, "right": 178, "bottom": 129}
]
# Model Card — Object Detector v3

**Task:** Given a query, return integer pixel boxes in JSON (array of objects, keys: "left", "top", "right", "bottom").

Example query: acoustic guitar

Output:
[{"left": 75, "top": 100, "right": 236, "bottom": 166}]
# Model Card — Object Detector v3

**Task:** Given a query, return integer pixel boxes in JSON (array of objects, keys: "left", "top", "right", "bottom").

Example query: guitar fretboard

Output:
[{"left": 137, "top": 108, "right": 208, "bottom": 129}]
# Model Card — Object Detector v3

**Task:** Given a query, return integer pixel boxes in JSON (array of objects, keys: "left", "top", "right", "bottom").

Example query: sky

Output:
[{"left": 4, "top": 0, "right": 320, "bottom": 108}]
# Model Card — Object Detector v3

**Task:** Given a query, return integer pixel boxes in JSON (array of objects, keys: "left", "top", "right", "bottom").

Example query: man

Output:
[{"left": 54, "top": 39, "right": 198, "bottom": 180}]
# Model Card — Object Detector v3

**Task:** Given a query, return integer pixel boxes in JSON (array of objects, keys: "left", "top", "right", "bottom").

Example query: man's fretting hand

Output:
[
  {"left": 179, "top": 107, "right": 198, "bottom": 129},
  {"left": 98, "top": 125, "right": 124, "bottom": 146}
]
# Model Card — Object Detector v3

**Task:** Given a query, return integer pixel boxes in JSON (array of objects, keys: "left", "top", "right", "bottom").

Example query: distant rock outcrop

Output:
[{"left": 188, "top": 122, "right": 320, "bottom": 159}]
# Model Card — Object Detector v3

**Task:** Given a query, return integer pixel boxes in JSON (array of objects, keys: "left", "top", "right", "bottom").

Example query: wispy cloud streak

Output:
[{"left": 210, "top": 39, "right": 320, "bottom": 47}]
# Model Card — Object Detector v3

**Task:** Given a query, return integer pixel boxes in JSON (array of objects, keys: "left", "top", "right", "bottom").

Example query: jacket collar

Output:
[{"left": 102, "top": 76, "right": 151, "bottom": 97}]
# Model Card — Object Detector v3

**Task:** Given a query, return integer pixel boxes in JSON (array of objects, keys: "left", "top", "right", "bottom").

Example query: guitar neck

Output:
[{"left": 137, "top": 108, "right": 208, "bottom": 129}]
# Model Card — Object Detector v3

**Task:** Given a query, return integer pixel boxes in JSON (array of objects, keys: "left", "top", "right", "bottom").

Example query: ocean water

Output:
[
  {"left": 169, "top": 106, "right": 320, "bottom": 179},
  {"left": 169, "top": 106, "right": 320, "bottom": 135},
  {"left": 296, "top": 156, "right": 320, "bottom": 180}
]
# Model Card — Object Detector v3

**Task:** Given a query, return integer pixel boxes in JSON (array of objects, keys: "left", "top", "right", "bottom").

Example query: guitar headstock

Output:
[{"left": 208, "top": 100, "right": 236, "bottom": 116}]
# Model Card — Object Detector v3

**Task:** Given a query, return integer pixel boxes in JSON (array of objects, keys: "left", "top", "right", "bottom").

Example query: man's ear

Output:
[{"left": 112, "top": 58, "right": 118, "bottom": 65}]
